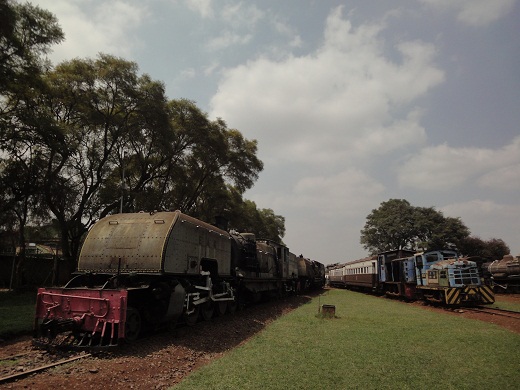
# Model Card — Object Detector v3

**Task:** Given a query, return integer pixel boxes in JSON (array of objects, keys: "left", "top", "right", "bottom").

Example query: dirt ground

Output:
[{"left": 1, "top": 292, "right": 518, "bottom": 390}]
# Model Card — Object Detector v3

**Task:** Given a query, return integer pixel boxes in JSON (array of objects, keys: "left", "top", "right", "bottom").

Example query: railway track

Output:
[
  {"left": 0, "top": 350, "right": 91, "bottom": 385},
  {"left": 465, "top": 306, "right": 520, "bottom": 320}
]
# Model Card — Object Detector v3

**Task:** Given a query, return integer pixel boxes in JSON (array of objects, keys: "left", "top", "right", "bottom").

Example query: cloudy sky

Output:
[{"left": 29, "top": 0, "right": 519, "bottom": 263}]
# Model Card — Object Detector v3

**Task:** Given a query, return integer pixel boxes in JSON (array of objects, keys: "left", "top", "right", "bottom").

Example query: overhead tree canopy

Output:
[{"left": 0, "top": 0, "right": 64, "bottom": 287}]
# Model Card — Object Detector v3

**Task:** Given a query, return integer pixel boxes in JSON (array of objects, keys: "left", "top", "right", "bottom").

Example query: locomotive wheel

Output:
[
  {"left": 184, "top": 306, "right": 200, "bottom": 326},
  {"left": 216, "top": 301, "right": 228, "bottom": 316},
  {"left": 200, "top": 301, "right": 214, "bottom": 321},
  {"left": 125, "top": 307, "right": 142, "bottom": 342},
  {"left": 227, "top": 299, "right": 237, "bottom": 314}
]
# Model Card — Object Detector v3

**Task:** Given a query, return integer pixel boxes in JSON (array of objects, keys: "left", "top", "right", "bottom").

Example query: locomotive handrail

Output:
[{"left": 39, "top": 292, "right": 111, "bottom": 318}]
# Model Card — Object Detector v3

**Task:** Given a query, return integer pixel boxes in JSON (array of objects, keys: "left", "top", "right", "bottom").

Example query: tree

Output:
[
  {"left": 360, "top": 199, "right": 471, "bottom": 254},
  {"left": 458, "top": 236, "right": 510, "bottom": 260},
  {"left": 105, "top": 99, "right": 264, "bottom": 220},
  {"left": 225, "top": 195, "right": 285, "bottom": 243},
  {"left": 32, "top": 54, "right": 170, "bottom": 263},
  {"left": 0, "top": 0, "right": 63, "bottom": 288},
  {"left": 0, "top": 0, "right": 63, "bottom": 94},
  {"left": 360, "top": 199, "right": 417, "bottom": 252}
]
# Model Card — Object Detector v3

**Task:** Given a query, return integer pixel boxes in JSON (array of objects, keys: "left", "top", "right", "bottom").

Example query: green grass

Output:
[
  {"left": 173, "top": 289, "right": 520, "bottom": 390},
  {"left": 492, "top": 297, "right": 520, "bottom": 312},
  {"left": 0, "top": 290, "right": 36, "bottom": 338}
]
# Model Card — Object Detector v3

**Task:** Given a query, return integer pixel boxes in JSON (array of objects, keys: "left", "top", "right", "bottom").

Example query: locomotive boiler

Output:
[{"left": 486, "top": 254, "right": 520, "bottom": 293}]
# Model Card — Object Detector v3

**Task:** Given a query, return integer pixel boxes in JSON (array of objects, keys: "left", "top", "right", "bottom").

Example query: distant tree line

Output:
[
  {"left": 360, "top": 199, "right": 510, "bottom": 260},
  {"left": 0, "top": 0, "right": 284, "bottom": 287}
]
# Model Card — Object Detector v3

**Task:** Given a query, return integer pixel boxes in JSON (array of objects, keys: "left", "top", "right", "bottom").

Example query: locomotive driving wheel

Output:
[
  {"left": 125, "top": 307, "right": 142, "bottom": 341},
  {"left": 184, "top": 305, "right": 200, "bottom": 326},
  {"left": 227, "top": 299, "right": 237, "bottom": 314},
  {"left": 216, "top": 301, "right": 228, "bottom": 316},
  {"left": 200, "top": 301, "right": 214, "bottom": 321}
]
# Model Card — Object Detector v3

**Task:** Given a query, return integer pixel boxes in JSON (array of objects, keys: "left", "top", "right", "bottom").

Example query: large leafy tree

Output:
[
  {"left": 107, "top": 99, "right": 264, "bottom": 220},
  {"left": 360, "top": 199, "right": 471, "bottom": 254},
  {"left": 458, "top": 236, "right": 510, "bottom": 260},
  {"left": 34, "top": 54, "right": 170, "bottom": 263},
  {"left": 0, "top": 0, "right": 63, "bottom": 287},
  {"left": 0, "top": 0, "right": 63, "bottom": 95},
  {"left": 360, "top": 199, "right": 417, "bottom": 252}
]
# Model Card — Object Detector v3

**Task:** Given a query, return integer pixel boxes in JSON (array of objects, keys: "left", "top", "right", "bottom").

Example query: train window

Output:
[{"left": 426, "top": 254, "right": 439, "bottom": 263}]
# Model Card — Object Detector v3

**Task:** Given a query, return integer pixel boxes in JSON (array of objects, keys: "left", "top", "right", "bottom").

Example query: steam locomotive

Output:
[
  {"left": 328, "top": 249, "right": 495, "bottom": 306},
  {"left": 484, "top": 254, "right": 520, "bottom": 293},
  {"left": 33, "top": 211, "right": 325, "bottom": 349}
]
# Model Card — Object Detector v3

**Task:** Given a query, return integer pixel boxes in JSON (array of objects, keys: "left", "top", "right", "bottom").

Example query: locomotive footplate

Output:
[{"left": 419, "top": 285, "right": 495, "bottom": 305}]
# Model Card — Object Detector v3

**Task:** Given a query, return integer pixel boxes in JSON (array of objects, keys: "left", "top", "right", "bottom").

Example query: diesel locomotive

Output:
[
  {"left": 329, "top": 249, "right": 495, "bottom": 306},
  {"left": 33, "top": 211, "right": 325, "bottom": 349}
]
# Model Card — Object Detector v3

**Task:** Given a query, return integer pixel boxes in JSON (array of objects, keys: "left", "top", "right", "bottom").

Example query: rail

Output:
[{"left": 0, "top": 353, "right": 91, "bottom": 384}]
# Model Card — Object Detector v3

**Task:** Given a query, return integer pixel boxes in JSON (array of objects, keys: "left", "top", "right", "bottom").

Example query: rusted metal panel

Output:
[
  {"left": 78, "top": 212, "right": 178, "bottom": 273},
  {"left": 163, "top": 212, "right": 232, "bottom": 275},
  {"left": 34, "top": 287, "right": 127, "bottom": 347}
]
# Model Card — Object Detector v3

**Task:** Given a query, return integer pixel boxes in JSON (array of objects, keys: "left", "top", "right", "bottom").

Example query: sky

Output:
[{"left": 28, "top": 0, "right": 519, "bottom": 264}]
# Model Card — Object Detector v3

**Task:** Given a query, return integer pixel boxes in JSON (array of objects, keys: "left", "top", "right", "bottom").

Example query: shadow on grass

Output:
[{"left": 112, "top": 290, "right": 320, "bottom": 359}]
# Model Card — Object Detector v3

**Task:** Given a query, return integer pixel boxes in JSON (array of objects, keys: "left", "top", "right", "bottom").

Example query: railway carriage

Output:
[
  {"left": 327, "top": 263, "right": 345, "bottom": 288},
  {"left": 341, "top": 256, "right": 378, "bottom": 289}
]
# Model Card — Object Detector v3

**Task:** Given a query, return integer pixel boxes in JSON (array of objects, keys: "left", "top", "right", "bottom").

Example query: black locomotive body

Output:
[{"left": 33, "top": 211, "right": 324, "bottom": 349}]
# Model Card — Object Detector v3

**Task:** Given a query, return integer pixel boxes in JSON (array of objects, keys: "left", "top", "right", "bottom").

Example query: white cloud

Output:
[
  {"left": 204, "top": 3, "right": 268, "bottom": 51},
  {"left": 419, "top": 0, "right": 516, "bottom": 26},
  {"left": 292, "top": 169, "right": 386, "bottom": 218},
  {"left": 441, "top": 200, "right": 520, "bottom": 249},
  {"left": 248, "top": 167, "right": 385, "bottom": 260},
  {"left": 478, "top": 164, "right": 520, "bottom": 190},
  {"left": 185, "top": 0, "right": 214, "bottom": 19},
  {"left": 220, "top": 2, "right": 264, "bottom": 28},
  {"left": 206, "top": 31, "right": 252, "bottom": 51},
  {"left": 33, "top": 0, "right": 147, "bottom": 64},
  {"left": 398, "top": 136, "right": 520, "bottom": 190},
  {"left": 180, "top": 68, "right": 196, "bottom": 79},
  {"left": 273, "top": 20, "right": 302, "bottom": 48},
  {"left": 210, "top": 6, "right": 442, "bottom": 166}
]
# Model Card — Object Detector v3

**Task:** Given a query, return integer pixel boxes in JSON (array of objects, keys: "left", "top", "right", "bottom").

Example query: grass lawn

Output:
[
  {"left": 0, "top": 290, "right": 36, "bottom": 339},
  {"left": 173, "top": 289, "right": 520, "bottom": 390},
  {"left": 491, "top": 298, "right": 520, "bottom": 312}
]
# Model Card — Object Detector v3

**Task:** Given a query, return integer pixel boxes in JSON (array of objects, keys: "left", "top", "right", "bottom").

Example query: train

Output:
[
  {"left": 483, "top": 254, "right": 520, "bottom": 293},
  {"left": 33, "top": 211, "right": 325, "bottom": 349},
  {"left": 328, "top": 249, "right": 495, "bottom": 306}
]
